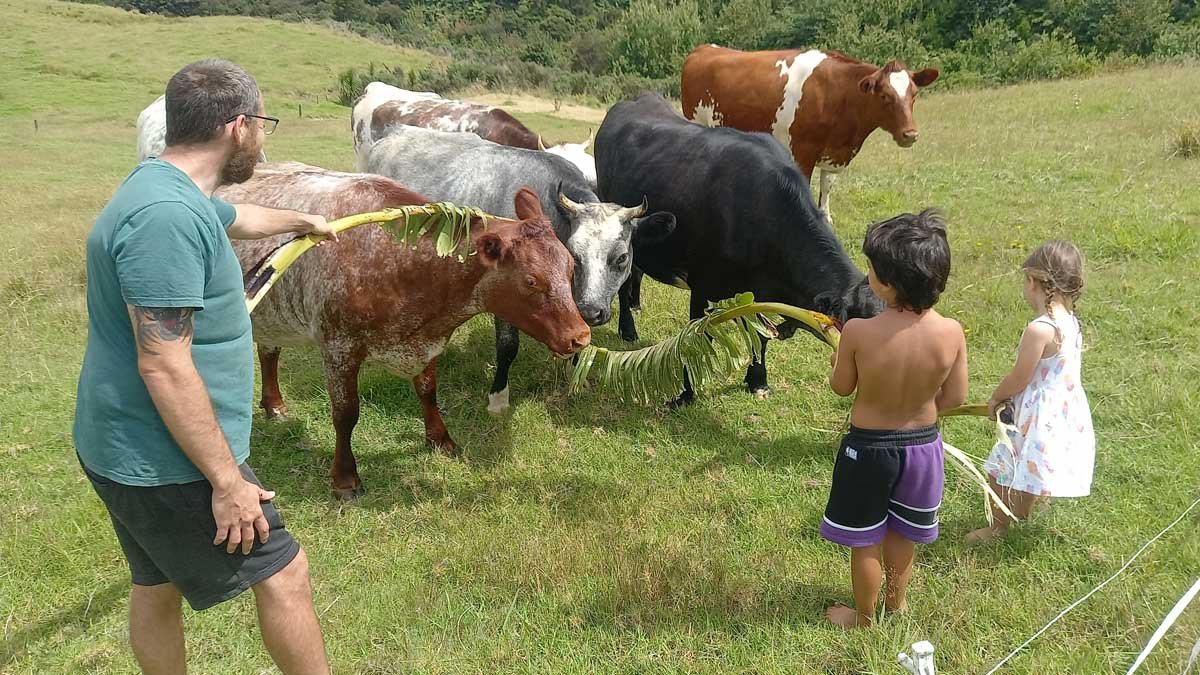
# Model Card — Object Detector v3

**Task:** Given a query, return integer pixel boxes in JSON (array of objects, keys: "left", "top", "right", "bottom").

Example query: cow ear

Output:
[
  {"left": 514, "top": 187, "right": 544, "bottom": 221},
  {"left": 632, "top": 211, "right": 676, "bottom": 245},
  {"left": 858, "top": 74, "right": 877, "bottom": 94},
  {"left": 912, "top": 68, "right": 940, "bottom": 88},
  {"left": 477, "top": 232, "right": 509, "bottom": 268}
]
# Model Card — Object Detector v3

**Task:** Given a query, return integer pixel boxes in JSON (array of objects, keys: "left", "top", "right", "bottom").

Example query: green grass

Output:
[{"left": 2, "top": 1, "right": 1199, "bottom": 673}]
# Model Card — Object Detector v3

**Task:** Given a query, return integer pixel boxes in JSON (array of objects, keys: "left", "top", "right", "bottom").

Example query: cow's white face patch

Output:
[
  {"left": 692, "top": 100, "right": 723, "bottom": 127},
  {"left": 889, "top": 70, "right": 912, "bottom": 99},
  {"left": 545, "top": 143, "right": 597, "bottom": 185},
  {"left": 771, "top": 50, "right": 827, "bottom": 148},
  {"left": 564, "top": 203, "right": 634, "bottom": 311}
]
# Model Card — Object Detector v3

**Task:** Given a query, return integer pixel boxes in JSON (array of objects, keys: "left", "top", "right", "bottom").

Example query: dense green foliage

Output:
[{"left": 90, "top": 0, "right": 1200, "bottom": 101}]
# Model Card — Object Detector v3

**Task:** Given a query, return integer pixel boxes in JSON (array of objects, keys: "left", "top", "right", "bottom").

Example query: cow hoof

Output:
[
  {"left": 262, "top": 404, "right": 289, "bottom": 420},
  {"left": 332, "top": 484, "right": 364, "bottom": 501},
  {"left": 666, "top": 391, "right": 695, "bottom": 410},
  {"left": 750, "top": 386, "right": 771, "bottom": 400},
  {"left": 487, "top": 388, "right": 511, "bottom": 415},
  {"left": 435, "top": 442, "right": 461, "bottom": 458}
]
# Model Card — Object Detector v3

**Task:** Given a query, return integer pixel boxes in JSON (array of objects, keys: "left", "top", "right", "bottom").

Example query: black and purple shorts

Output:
[{"left": 819, "top": 425, "right": 944, "bottom": 547}]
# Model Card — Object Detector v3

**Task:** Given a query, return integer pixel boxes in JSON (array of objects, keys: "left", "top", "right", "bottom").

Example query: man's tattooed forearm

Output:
[{"left": 133, "top": 307, "right": 194, "bottom": 355}]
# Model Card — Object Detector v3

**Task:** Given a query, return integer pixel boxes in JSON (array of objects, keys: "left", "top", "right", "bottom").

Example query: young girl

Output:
[{"left": 966, "top": 241, "right": 1096, "bottom": 542}]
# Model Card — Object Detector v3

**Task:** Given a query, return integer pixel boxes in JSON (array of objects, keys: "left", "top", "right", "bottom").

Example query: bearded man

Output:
[{"left": 74, "top": 59, "right": 332, "bottom": 674}]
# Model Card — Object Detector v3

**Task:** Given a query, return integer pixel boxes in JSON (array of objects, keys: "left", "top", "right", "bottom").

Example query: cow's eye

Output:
[
  {"left": 525, "top": 275, "right": 537, "bottom": 288},
  {"left": 615, "top": 253, "right": 629, "bottom": 267}
]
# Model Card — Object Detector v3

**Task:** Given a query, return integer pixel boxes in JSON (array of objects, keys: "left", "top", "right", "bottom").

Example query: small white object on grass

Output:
[{"left": 898, "top": 640, "right": 936, "bottom": 675}]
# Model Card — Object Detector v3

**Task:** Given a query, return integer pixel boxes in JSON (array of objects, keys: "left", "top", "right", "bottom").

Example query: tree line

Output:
[{"left": 89, "top": 0, "right": 1200, "bottom": 103}]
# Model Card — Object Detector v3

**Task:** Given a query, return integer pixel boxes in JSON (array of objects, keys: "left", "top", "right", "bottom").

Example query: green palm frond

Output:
[
  {"left": 570, "top": 292, "right": 839, "bottom": 405},
  {"left": 244, "top": 203, "right": 487, "bottom": 313},
  {"left": 570, "top": 293, "right": 1016, "bottom": 521}
]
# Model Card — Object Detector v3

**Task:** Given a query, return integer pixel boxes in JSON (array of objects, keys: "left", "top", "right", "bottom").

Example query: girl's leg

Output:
[
  {"left": 1008, "top": 489, "right": 1042, "bottom": 520},
  {"left": 827, "top": 544, "right": 882, "bottom": 628},
  {"left": 967, "top": 477, "right": 1040, "bottom": 542}
]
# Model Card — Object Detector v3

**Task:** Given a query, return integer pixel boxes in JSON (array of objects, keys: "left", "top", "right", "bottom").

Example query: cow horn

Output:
[
  {"left": 619, "top": 196, "right": 649, "bottom": 221},
  {"left": 558, "top": 184, "right": 581, "bottom": 214},
  {"left": 537, "top": 135, "right": 547, "bottom": 151},
  {"left": 582, "top": 127, "right": 593, "bottom": 150}
]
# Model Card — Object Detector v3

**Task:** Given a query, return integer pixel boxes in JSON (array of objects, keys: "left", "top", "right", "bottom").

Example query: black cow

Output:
[{"left": 595, "top": 92, "right": 884, "bottom": 406}]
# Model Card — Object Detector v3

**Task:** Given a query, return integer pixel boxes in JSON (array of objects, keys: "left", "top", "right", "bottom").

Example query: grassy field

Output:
[{"left": 2, "top": 1, "right": 1199, "bottom": 673}]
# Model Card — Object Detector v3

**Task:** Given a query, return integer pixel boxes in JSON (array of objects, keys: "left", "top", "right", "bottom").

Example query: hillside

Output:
[{"left": 1, "top": 2, "right": 1199, "bottom": 674}]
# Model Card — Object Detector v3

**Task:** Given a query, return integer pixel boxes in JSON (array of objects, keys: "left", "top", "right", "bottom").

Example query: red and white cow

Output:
[
  {"left": 681, "top": 45, "right": 938, "bottom": 219},
  {"left": 352, "top": 82, "right": 596, "bottom": 186},
  {"left": 218, "top": 163, "right": 590, "bottom": 498}
]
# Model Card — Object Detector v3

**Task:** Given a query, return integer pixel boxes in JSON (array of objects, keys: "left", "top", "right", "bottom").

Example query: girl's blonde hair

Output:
[{"left": 1024, "top": 240, "right": 1084, "bottom": 315}]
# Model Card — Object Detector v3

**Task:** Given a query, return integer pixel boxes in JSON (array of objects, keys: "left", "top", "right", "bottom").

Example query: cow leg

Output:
[
  {"left": 668, "top": 293, "right": 708, "bottom": 409},
  {"left": 258, "top": 345, "right": 288, "bottom": 419},
  {"left": 744, "top": 334, "right": 771, "bottom": 399},
  {"left": 413, "top": 358, "right": 458, "bottom": 456},
  {"left": 819, "top": 168, "right": 839, "bottom": 223},
  {"left": 322, "top": 346, "right": 365, "bottom": 500},
  {"left": 629, "top": 267, "right": 643, "bottom": 311},
  {"left": 618, "top": 274, "right": 640, "bottom": 343},
  {"left": 488, "top": 318, "right": 520, "bottom": 415}
]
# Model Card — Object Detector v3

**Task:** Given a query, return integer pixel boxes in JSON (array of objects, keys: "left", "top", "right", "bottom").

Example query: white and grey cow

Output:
[
  {"left": 135, "top": 95, "right": 267, "bottom": 162},
  {"left": 359, "top": 125, "right": 675, "bottom": 413}
]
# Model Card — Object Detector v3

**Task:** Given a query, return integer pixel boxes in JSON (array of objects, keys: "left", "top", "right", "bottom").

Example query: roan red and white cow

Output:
[
  {"left": 218, "top": 163, "right": 591, "bottom": 498},
  {"left": 352, "top": 81, "right": 596, "bottom": 186},
  {"left": 681, "top": 45, "right": 939, "bottom": 219}
]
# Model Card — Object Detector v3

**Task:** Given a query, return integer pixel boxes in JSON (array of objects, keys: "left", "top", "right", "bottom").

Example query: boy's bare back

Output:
[{"left": 834, "top": 308, "right": 967, "bottom": 430}]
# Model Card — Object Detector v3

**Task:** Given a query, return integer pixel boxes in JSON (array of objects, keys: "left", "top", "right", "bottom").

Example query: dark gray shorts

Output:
[{"left": 82, "top": 459, "right": 300, "bottom": 611}]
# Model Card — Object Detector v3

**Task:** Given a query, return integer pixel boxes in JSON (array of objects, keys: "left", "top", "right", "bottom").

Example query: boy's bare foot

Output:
[
  {"left": 826, "top": 604, "right": 872, "bottom": 629},
  {"left": 966, "top": 524, "right": 1006, "bottom": 543}
]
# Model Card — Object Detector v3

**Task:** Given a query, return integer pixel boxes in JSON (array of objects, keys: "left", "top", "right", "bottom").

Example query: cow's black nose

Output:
[
  {"left": 902, "top": 130, "right": 919, "bottom": 143},
  {"left": 580, "top": 305, "right": 611, "bottom": 326}
]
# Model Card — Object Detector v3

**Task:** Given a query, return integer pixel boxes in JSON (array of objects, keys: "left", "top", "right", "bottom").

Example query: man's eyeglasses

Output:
[{"left": 225, "top": 113, "right": 279, "bottom": 135}]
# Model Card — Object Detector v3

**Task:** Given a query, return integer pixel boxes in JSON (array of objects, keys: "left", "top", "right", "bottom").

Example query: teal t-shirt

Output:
[{"left": 74, "top": 159, "right": 253, "bottom": 486}]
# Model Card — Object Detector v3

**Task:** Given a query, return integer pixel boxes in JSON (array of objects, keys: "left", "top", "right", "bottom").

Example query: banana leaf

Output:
[{"left": 243, "top": 203, "right": 488, "bottom": 313}]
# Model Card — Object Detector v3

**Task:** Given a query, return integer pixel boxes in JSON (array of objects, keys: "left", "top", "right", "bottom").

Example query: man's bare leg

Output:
[
  {"left": 129, "top": 583, "right": 186, "bottom": 674},
  {"left": 252, "top": 549, "right": 329, "bottom": 675}
]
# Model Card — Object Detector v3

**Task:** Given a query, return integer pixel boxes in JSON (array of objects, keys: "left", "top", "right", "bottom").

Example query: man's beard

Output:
[{"left": 219, "top": 138, "right": 261, "bottom": 185}]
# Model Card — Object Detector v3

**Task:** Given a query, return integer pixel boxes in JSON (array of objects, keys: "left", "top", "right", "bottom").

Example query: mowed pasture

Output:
[{"left": 2, "top": 1, "right": 1199, "bottom": 673}]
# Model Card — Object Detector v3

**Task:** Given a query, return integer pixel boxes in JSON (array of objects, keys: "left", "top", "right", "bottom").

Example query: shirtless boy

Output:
[{"left": 820, "top": 209, "right": 968, "bottom": 628}]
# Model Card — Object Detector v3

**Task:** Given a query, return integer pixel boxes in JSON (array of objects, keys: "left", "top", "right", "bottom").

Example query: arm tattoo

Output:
[{"left": 133, "top": 307, "right": 194, "bottom": 356}]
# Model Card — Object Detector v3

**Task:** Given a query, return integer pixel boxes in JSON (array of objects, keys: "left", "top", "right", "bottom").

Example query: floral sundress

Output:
[{"left": 984, "top": 312, "right": 1096, "bottom": 497}]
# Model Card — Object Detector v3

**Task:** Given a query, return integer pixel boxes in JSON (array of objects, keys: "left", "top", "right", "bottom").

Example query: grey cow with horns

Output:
[{"left": 357, "top": 123, "right": 676, "bottom": 413}]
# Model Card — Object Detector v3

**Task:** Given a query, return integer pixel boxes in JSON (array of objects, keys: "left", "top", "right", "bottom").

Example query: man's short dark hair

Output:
[
  {"left": 164, "top": 59, "right": 260, "bottom": 147},
  {"left": 862, "top": 208, "right": 950, "bottom": 312}
]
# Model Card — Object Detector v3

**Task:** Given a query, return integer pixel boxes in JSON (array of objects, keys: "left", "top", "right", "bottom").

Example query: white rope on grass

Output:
[
  {"left": 983, "top": 496, "right": 1200, "bottom": 675},
  {"left": 1183, "top": 633, "right": 1200, "bottom": 675},
  {"left": 1126, "top": 576, "right": 1200, "bottom": 673}
]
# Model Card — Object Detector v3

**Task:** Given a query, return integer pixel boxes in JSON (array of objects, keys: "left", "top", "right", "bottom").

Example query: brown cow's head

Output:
[
  {"left": 476, "top": 188, "right": 591, "bottom": 358},
  {"left": 858, "top": 62, "right": 939, "bottom": 148}
]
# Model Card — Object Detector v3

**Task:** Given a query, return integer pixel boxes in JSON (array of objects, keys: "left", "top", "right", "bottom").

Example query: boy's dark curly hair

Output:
[{"left": 862, "top": 208, "right": 950, "bottom": 312}]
